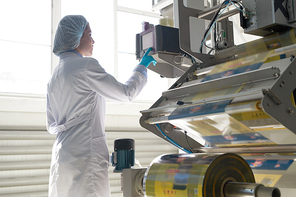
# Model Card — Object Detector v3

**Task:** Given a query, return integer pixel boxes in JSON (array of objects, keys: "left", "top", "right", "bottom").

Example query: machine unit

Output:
[{"left": 119, "top": 0, "right": 296, "bottom": 196}]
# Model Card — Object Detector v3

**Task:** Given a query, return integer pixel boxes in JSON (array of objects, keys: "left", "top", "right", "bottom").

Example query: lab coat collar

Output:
[{"left": 59, "top": 51, "right": 83, "bottom": 60}]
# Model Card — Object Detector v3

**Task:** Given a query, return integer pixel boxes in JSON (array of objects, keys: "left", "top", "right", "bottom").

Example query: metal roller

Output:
[
  {"left": 224, "top": 182, "right": 281, "bottom": 197},
  {"left": 143, "top": 153, "right": 280, "bottom": 197}
]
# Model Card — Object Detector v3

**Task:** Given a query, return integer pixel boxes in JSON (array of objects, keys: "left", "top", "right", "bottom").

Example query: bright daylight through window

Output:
[
  {"left": 0, "top": 0, "right": 51, "bottom": 95},
  {"left": 62, "top": 0, "right": 170, "bottom": 102},
  {"left": 0, "top": 0, "right": 169, "bottom": 101}
]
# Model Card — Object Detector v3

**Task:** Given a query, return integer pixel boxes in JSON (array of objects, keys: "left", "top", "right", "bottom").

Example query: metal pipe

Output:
[
  {"left": 224, "top": 182, "right": 281, "bottom": 197},
  {"left": 198, "top": 2, "right": 240, "bottom": 20},
  {"left": 216, "top": 9, "right": 240, "bottom": 22},
  {"left": 225, "top": 101, "right": 261, "bottom": 114},
  {"left": 271, "top": 43, "right": 296, "bottom": 57},
  {"left": 198, "top": 3, "right": 226, "bottom": 19}
]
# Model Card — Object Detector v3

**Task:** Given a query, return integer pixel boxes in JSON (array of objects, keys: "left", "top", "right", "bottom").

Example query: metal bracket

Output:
[
  {"left": 262, "top": 58, "right": 296, "bottom": 134},
  {"left": 262, "top": 88, "right": 283, "bottom": 105}
]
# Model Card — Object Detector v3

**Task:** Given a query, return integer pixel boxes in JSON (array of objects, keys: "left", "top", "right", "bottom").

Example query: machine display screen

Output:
[{"left": 142, "top": 31, "right": 153, "bottom": 50}]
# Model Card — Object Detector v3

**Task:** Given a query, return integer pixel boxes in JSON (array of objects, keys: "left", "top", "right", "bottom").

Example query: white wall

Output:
[
  {"left": 0, "top": 94, "right": 152, "bottom": 131},
  {"left": 0, "top": 94, "right": 178, "bottom": 197}
]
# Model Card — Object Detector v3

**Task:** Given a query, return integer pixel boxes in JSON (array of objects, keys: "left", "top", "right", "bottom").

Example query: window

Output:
[
  {"left": 61, "top": 0, "right": 169, "bottom": 102},
  {"left": 116, "top": 11, "right": 169, "bottom": 101},
  {"left": 118, "top": 0, "right": 153, "bottom": 11},
  {"left": 116, "top": 2, "right": 170, "bottom": 101},
  {"left": 0, "top": 0, "right": 170, "bottom": 102},
  {"left": 61, "top": 0, "right": 115, "bottom": 75},
  {"left": 0, "top": 0, "right": 51, "bottom": 94}
]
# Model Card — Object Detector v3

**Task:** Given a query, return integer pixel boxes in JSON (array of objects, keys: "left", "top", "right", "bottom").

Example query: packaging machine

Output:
[{"left": 114, "top": 0, "right": 296, "bottom": 196}]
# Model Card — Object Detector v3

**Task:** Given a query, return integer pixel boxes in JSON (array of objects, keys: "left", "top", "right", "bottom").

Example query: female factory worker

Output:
[{"left": 46, "top": 15, "right": 156, "bottom": 197}]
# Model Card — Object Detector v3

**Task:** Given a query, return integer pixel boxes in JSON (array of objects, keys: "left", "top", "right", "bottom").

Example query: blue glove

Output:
[{"left": 139, "top": 47, "right": 157, "bottom": 68}]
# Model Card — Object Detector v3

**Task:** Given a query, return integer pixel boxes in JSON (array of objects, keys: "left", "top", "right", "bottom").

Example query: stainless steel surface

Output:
[
  {"left": 150, "top": 53, "right": 186, "bottom": 78},
  {"left": 197, "top": 3, "right": 240, "bottom": 21},
  {"left": 243, "top": 0, "right": 296, "bottom": 36},
  {"left": 122, "top": 168, "right": 146, "bottom": 197},
  {"left": 262, "top": 58, "right": 296, "bottom": 134},
  {"left": 197, "top": 3, "right": 227, "bottom": 19},
  {"left": 216, "top": 9, "right": 240, "bottom": 22},
  {"left": 175, "top": 0, "right": 219, "bottom": 63}
]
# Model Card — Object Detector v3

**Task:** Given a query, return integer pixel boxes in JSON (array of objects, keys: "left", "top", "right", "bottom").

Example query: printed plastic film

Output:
[
  {"left": 143, "top": 153, "right": 255, "bottom": 197},
  {"left": 215, "top": 28, "right": 296, "bottom": 60}
]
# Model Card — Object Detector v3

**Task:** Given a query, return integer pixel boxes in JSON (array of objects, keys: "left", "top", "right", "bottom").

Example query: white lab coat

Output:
[{"left": 46, "top": 52, "right": 147, "bottom": 197}]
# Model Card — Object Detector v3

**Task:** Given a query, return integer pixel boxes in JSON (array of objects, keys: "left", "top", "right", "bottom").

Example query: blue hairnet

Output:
[{"left": 53, "top": 15, "right": 88, "bottom": 56}]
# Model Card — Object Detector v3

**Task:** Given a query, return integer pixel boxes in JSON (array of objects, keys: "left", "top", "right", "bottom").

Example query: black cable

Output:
[
  {"left": 184, "top": 130, "right": 194, "bottom": 153},
  {"left": 213, "top": 22, "right": 217, "bottom": 51},
  {"left": 204, "top": 42, "right": 214, "bottom": 50},
  {"left": 200, "top": 0, "right": 229, "bottom": 53},
  {"left": 184, "top": 52, "right": 197, "bottom": 64},
  {"left": 207, "top": 48, "right": 214, "bottom": 55},
  {"left": 201, "top": 1, "right": 246, "bottom": 53},
  {"left": 204, "top": 1, "right": 228, "bottom": 37}
]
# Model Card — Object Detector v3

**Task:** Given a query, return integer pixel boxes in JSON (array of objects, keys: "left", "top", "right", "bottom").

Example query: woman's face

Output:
[{"left": 75, "top": 24, "right": 95, "bottom": 56}]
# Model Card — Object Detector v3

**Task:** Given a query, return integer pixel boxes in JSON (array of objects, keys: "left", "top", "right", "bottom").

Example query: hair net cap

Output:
[{"left": 53, "top": 15, "right": 88, "bottom": 56}]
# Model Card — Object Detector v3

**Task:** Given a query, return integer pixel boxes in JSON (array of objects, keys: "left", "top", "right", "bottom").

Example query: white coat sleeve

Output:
[
  {"left": 46, "top": 93, "right": 58, "bottom": 134},
  {"left": 85, "top": 58, "right": 147, "bottom": 102}
]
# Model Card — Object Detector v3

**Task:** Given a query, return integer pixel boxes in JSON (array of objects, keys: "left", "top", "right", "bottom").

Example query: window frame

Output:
[
  {"left": 0, "top": 0, "right": 164, "bottom": 100},
  {"left": 51, "top": 0, "right": 61, "bottom": 74},
  {"left": 113, "top": 0, "right": 161, "bottom": 79}
]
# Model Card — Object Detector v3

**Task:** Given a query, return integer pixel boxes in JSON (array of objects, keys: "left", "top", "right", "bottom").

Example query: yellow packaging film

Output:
[
  {"left": 291, "top": 92, "right": 296, "bottom": 108},
  {"left": 206, "top": 50, "right": 273, "bottom": 76},
  {"left": 148, "top": 163, "right": 207, "bottom": 197},
  {"left": 144, "top": 153, "right": 255, "bottom": 197},
  {"left": 254, "top": 174, "right": 282, "bottom": 187},
  {"left": 231, "top": 110, "right": 271, "bottom": 122},
  {"left": 184, "top": 114, "right": 253, "bottom": 136},
  {"left": 236, "top": 28, "right": 296, "bottom": 59},
  {"left": 230, "top": 109, "right": 284, "bottom": 132},
  {"left": 186, "top": 84, "right": 245, "bottom": 103}
]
